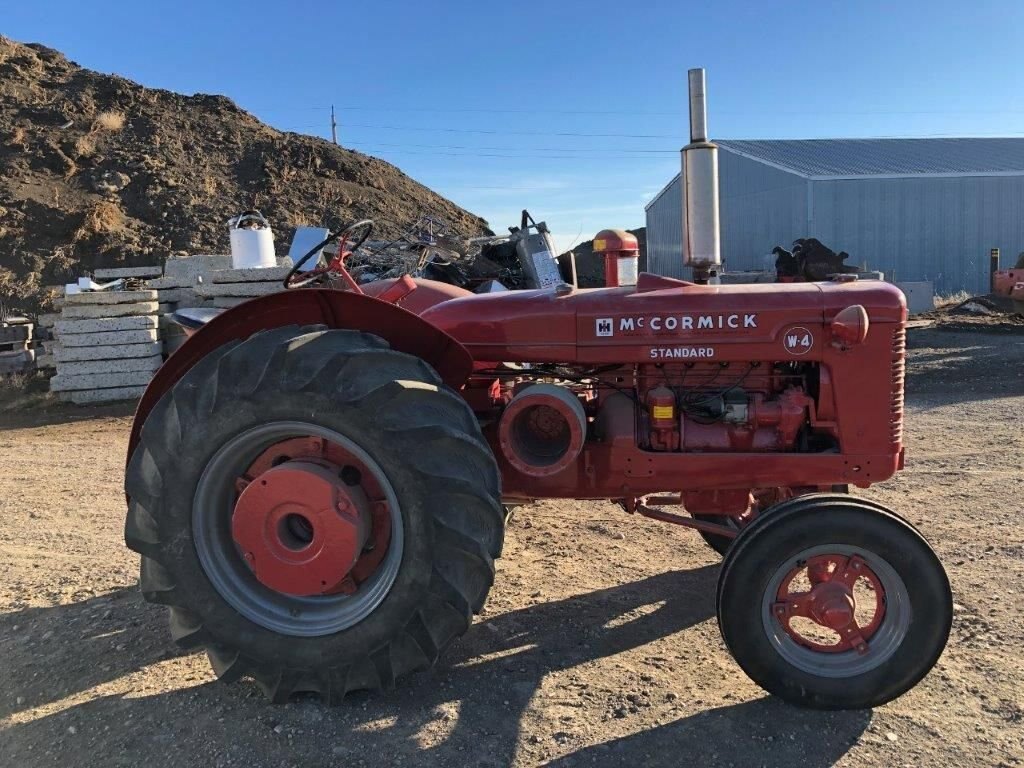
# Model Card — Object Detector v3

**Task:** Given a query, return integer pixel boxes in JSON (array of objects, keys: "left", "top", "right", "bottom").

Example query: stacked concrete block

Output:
[
  {"left": 150, "top": 255, "right": 232, "bottom": 353},
  {"left": 93, "top": 266, "right": 164, "bottom": 280},
  {"left": 163, "top": 254, "right": 233, "bottom": 286},
  {"left": 50, "top": 290, "right": 161, "bottom": 404},
  {"left": 72, "top": 255, "right": 295, "bottom": 361},
  {"left": 34, "top": 313, "right": 60, "bottom": 370},
  {"left": 0, "top": 322, "right": 35, "bottom": 374},
  {"left": 198, "top": 264, "right": 291, "bottom": 308}
]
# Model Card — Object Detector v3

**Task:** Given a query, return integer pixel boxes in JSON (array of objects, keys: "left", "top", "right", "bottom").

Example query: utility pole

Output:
[{"left": 330, "top": 105, "right": 338, "bottom": 145}]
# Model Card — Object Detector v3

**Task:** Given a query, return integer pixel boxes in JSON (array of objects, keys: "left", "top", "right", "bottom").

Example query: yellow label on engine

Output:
[
  {"left": 593, "top": 238, "right": 606, "bottom": 251},
  {"left": 651, "top": 405, "right": 674, "bottom": 420}
]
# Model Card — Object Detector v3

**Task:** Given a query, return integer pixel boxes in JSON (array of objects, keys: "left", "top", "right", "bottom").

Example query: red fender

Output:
[{"left": 126, "top": 288, "right": 473, "bottom": 464}]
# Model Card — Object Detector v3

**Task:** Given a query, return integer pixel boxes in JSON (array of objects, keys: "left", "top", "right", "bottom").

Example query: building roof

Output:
[{"left": 716, "top": 138, "right": 1024, "bottom": 179}]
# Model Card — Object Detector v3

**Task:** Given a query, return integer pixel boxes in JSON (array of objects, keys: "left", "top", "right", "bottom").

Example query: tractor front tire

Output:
[
  {"left": 717, "top": 494, "right": 951, "bottom": 709},
  {"left": 692, "top": 514, "right": 740, "bottom": 556},
  {"left": 125, "top": 327, "right": 503, "bottom": 702}
]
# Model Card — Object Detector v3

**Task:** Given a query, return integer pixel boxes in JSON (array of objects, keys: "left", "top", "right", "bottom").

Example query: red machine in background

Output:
[
  {"left": 992, "top": 257, "right": 1024, "bottom": 313},
  {"left": 124, "top": 69, "right": 951, "bottom": 713}
]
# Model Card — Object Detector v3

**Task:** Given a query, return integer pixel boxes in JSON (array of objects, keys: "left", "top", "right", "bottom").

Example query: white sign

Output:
[
  {"left": 650, "top": 347, "right": 715, "bottom": 359},
  {"left": 617, "top": 314, "right": 757, "bottom": 333},
  {"left": 783, "top": 327, "right": 814, "bottom": 355}
]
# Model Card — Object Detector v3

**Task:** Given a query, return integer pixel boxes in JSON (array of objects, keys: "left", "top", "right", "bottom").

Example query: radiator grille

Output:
[{"left": 890, "top": 326, "right": 906, "bottom": 445}]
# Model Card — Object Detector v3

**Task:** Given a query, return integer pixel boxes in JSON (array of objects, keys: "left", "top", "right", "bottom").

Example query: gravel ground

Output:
[{"left": 0, "top": 327, "right": 1021, "bottom": 767}]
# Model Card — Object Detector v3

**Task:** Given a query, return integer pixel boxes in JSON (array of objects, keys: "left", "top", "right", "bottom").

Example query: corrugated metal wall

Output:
[
  {"left": 646, "top": 151, "right": 807, "bottom": 277},
  {"left": 645, "top": 149, "right": 1024, "bottom": 294},
  {"left": 811, "top": 175, "right": 1024, "bottom": 296},
  {"left": 645, "top": 175, "right": 684, "bottom": 278}
]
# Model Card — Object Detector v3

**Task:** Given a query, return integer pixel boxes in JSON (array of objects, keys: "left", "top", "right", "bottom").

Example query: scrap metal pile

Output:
[
  {"left": 345, "top": 211, "right": 563, "bottom": 291},
  {"left": 771, "top": 238, "right": 863, "bottom": 282}
]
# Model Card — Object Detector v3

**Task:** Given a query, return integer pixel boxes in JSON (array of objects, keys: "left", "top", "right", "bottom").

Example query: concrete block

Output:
[
  {"left": 59, "top": 386, "right": 148, "bottom": 404},
  {"left": 51, "top": 369, "right": 155, "bottom": 392},
  {"left": 60, "top": 302, "right": 159, "bottom": 321},
  {"left": 36, "top": 353, "right": 55, "bottom": 369},
  {"left": 37, "top": 313, "right": 60, "bottom": 328},
  {"left": 59, "top": 329, "right": 159, "bottom": 347},
  {"left": 56, "top": 354, "right": 162, "bottom": 376},
  {"left": 213, "top": 296, "right": 251, "bottom": 308},
  {"left": 55, "top": 315, "right": 159, "bottom": 335},
  {"left": 0, "top": 348, "right": 34, "bottom": 373},
  {"left": 93, "top": 266, "right": 163, "bottom": 279},
  {"left": 148, "top": 276, "right": 190, "bottom": 289},
  {"left": 197, "top": 281, "right": 282, "bottom": 298},
  {"left": 156, "top": 288, "right": 202, "bottom": 305},
  {"left": 157, "top": 302, "right": 176, "bottom": 314},
  {"left": 53, "top": 342, "right": 163, "bottom": 362},
  {"left": 0, "top": 324, "right": 32, "bottom": 342},
  {"left": 156, "top": 288, "right": 185, "bottom": 302},
  {"left": 65, "top": 289, "right": 158, "bottom": 306},
  {"left": 211, "top": 266, "right": 292, "bottom": 283},
  {"left": 164, "top": 254, "right": 232, "bottom": 282},
  {"left": 895, "top": 281, "right": 935, "bottom": 315}
]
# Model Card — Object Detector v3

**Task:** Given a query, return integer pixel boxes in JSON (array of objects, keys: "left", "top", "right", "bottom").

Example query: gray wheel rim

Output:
[
  {"left": 760, "top": 544, "right": 911, "bottom": 678},
  {"left": 193, "top": 421, "right": 404, "bottom": 638}
]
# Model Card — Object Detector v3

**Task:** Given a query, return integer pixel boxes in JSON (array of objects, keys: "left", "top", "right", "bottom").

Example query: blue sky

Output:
[{"left": 5, "top": 1, "right": 1024, "bottom": 251}]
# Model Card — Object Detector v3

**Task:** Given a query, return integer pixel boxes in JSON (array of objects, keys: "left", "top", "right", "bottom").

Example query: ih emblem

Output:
[
  {"left": 784, "top": 327, "right": 814, "bottom": 355},
  {"left": 595, "top": 318, "right": 614, "bottom": 337}
]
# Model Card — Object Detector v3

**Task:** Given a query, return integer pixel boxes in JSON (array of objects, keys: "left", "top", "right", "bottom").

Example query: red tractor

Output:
[{"left": 124, "top": 71, "right": 951, "bottom": 711}]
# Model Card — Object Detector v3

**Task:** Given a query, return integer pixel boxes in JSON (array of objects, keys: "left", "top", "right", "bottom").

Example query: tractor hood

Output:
[{"left": 419, "top": 273, "right": 906, "bottom": 365}]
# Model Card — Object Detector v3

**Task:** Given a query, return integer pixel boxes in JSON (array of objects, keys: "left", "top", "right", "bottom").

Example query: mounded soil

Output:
[{"left": 0, "top": 36, "right": 490, "bottom": 310}]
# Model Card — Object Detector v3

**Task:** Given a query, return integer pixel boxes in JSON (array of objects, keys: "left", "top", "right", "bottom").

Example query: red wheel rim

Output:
[
  {"left": 772, "top": 553, "right": 887, "bottom": 655},
  {"left": 231, "top": 435, "right": 393, "bottom": 597}
]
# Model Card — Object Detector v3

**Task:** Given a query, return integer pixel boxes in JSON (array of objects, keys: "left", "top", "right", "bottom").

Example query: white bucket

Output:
[{"left": 229, "top": 210, "right": 276, "bottom": 269}]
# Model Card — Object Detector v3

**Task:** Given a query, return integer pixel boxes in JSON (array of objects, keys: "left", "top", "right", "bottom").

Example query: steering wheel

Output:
[{"left": 283, "top": 219, "right": 374, "bottom": 289}]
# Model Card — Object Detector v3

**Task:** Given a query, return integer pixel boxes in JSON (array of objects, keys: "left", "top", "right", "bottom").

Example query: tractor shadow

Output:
[
  {"left": 0, "top": 566, "right": 870, "bottom": 768},
  {"left": 0, "top": 586, "right": 183, "bottom": 720}
]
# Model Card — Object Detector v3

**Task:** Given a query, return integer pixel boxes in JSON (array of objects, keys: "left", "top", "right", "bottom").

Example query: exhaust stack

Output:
[{"left": 681, "top": 68, "right": 721, "bottom": 281}]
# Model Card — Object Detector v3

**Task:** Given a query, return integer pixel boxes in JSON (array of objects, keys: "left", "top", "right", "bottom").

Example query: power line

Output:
[
  {"left": 278, "top": 120, "right": 1024, "bottom": 142},
  {"left": 247, "top": 103, "right": 1024, "bottom": 117},
  {"left": 310, "top": 121, "right": 684, "bottom": 140},
  {"left": 342, "top": 146, "right": 674, "bottom": 160},
  {"left": 345, "top": 140, "right": 677, "bottom": 154}
]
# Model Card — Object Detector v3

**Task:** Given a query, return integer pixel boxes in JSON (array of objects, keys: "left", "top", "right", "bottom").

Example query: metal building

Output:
[{"left": 645, "top": 138, "right": 1024, "bottom": 295}]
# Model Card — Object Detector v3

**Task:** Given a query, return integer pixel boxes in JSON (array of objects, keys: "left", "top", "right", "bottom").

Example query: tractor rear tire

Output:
[
  {"left": 125, "top": 326, "right": 503, "bottom": 702},
  {"left": 716, "top": 494, "right": 951, "bottom": 709}
]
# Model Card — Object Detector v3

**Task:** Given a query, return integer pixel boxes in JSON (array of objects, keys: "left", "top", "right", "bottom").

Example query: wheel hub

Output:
[
  {"left": 772, "top": 553, "right": 887, "bottom": 655},
  {"left": 232, "top": 460, "right": 370, "bottom": 596},
  {"left": 806, "top": 581, "right": 856, "bottom": 630}
]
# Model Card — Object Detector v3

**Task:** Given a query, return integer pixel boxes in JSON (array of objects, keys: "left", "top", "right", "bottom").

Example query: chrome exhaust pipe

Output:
[{"left": 681, "top": 68, "right": 721, "bottom": 280}]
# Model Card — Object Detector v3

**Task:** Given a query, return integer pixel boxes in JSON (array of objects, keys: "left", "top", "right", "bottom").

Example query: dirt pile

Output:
[
  {"left": 918, "top": 295, "right": 1024, "bottom": 332},
  {"left": 0, "top": 36, "right": 490, "bottom": 311}
]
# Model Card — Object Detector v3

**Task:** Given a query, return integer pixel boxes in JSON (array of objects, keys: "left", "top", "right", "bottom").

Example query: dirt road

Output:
[{"left": 1, "top": 328, "right": 1022, "bottom": 767}]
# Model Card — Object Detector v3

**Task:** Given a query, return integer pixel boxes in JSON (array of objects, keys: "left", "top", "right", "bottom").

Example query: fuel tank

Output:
[{"left": 419, "top": 273, "right": 906, "bottom": 365}]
